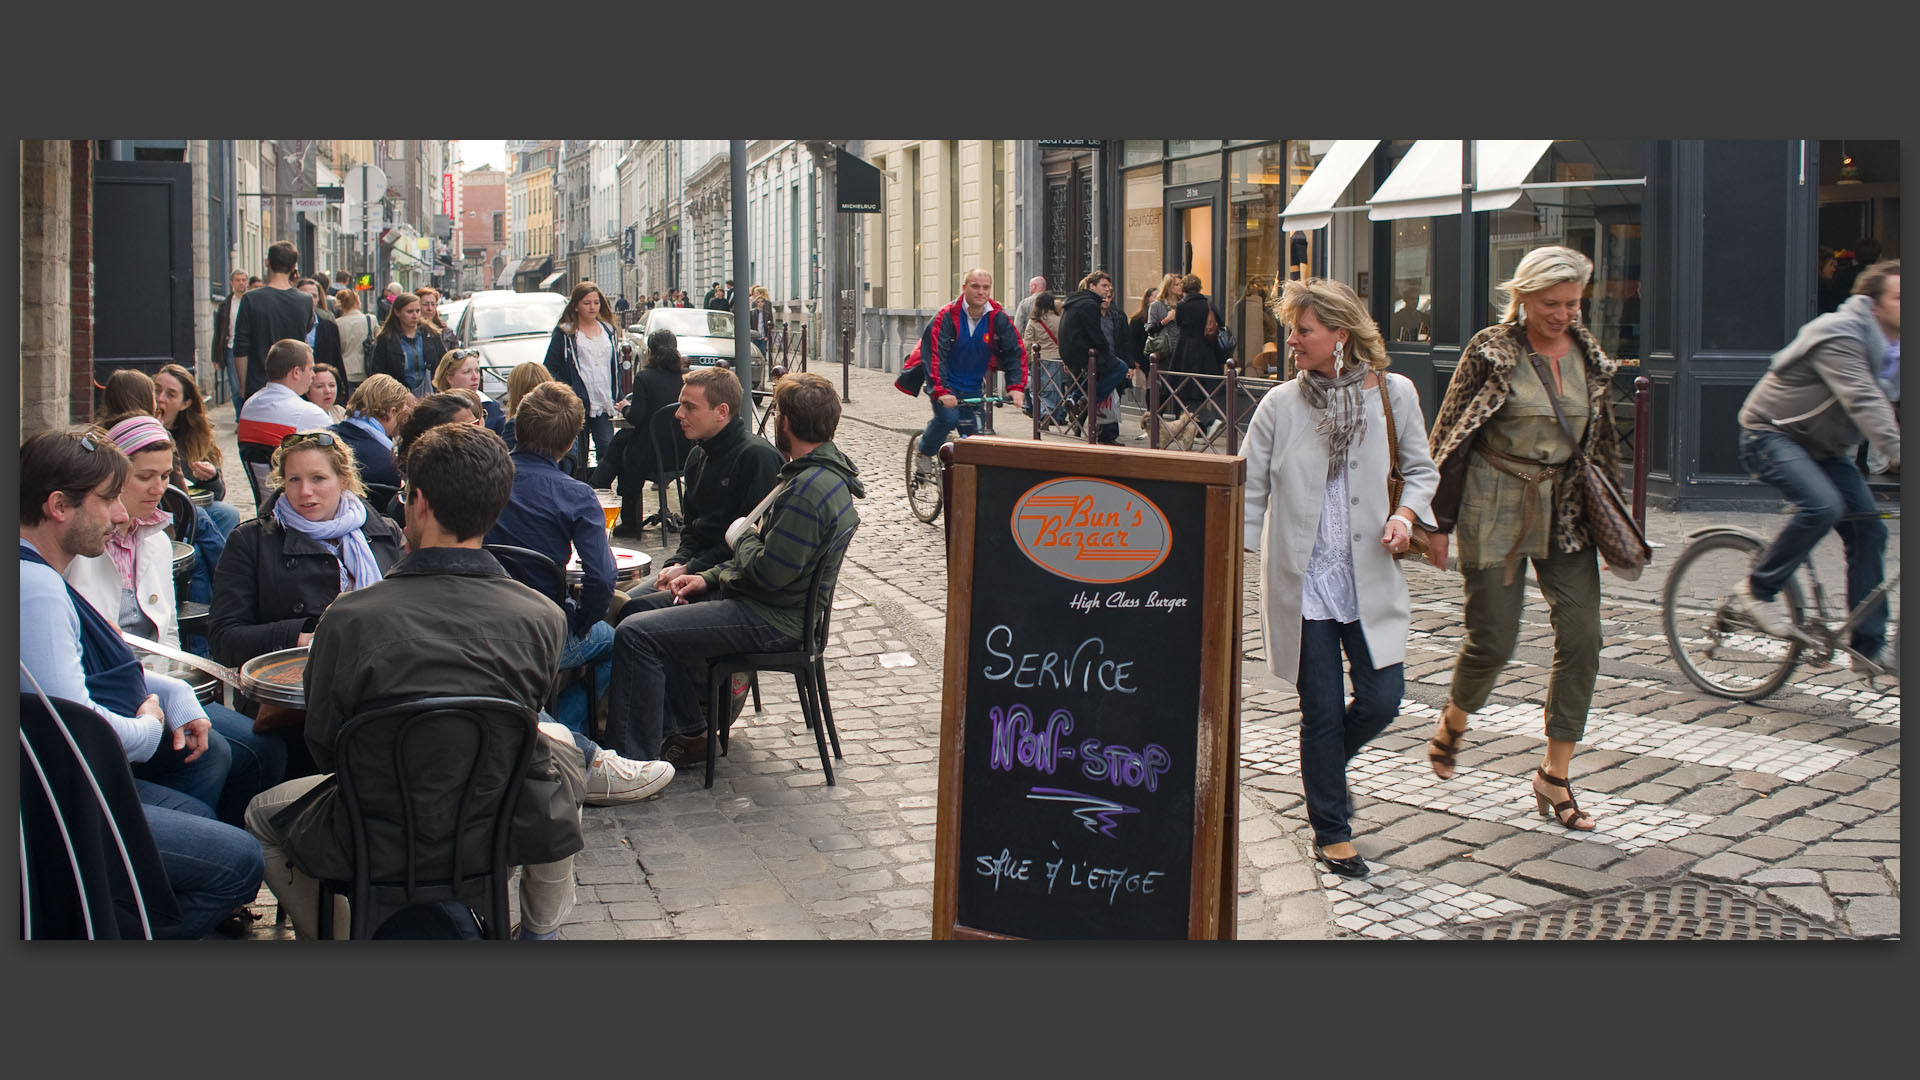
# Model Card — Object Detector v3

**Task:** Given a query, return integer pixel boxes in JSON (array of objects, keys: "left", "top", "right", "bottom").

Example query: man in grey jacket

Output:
[{"left": 1734, "top": 260, "right": 1900, "bottom": 673}]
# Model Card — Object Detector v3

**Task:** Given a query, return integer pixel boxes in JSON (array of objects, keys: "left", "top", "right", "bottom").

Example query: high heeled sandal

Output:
[
  {"left": 1427, "top": 705, "right": 1468, "bottom": 779},
  {"left": 1532, "top": 766, "right": 1596, "bottom": 831}
]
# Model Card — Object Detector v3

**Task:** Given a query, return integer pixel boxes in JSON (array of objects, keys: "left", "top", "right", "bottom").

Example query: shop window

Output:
[
  {"left": 1226, "top": 145, "right": 1284, "bottom": 373},
  {"left": 1122, "top": 141, "right": 1163, "bottom": 167},
  {"left": 1167, "top": 140, "right": 1223, "bottom": 159},
  {"left": 1375, "top": 142, "right": 1437, "bottom": 346},
  {"left": 1122, "top": 165, "right": 1163, "bottom": 309},
  {"left": 1170, "top": 154, "right": 1221, "bottom": 188},
  {"left": 1484, "top": 140, "right": 1644, "bottom": 361}
]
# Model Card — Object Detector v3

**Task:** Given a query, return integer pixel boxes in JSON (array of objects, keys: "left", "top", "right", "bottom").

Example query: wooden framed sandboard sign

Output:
[{"left": 932, "top": 438, "right": 1245, "bottom": 940}]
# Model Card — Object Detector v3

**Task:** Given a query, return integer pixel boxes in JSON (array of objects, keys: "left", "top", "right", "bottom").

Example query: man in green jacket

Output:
[{"left": 604, "top": 372, "right": 864, "bottom": 766}]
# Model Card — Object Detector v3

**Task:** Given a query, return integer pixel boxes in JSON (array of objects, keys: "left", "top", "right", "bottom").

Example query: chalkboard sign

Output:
[{"left": 933, "top": 439, "right": 1245, "bottom": 940}]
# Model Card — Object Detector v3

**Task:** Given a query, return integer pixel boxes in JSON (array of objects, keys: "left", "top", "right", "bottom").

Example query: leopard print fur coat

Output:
[{"left": 1427, "top": 320, "right": 1623, "bottom": 556}]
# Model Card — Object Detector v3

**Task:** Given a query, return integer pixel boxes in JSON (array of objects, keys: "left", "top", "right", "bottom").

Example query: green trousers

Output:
[{"left": 1447, "top": 542, "right": 1601, "bottom": 742}]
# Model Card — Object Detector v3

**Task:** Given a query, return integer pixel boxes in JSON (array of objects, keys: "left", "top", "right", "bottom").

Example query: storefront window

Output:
[
  {"left": 1122, "top": 165, "right": 1164, "bottom": 307},
  {"left": 1169, "top": 154, "right": 1221, "bottom": 188},
  {"left": 1122, "top": 141, "right": 1163, "bottom": 167},
  {"left": 1167, "top": 140, "right": 1223, "bottom": 158},
  {"left": 1226, "top": 145, "right": 1284, "bottom": 374},
  {"left": 1379, "top": 141, "right": 1436, "bottom": 345},
  {"left": 1484, "top": 140, "right": 1644, "bottom": 360}
]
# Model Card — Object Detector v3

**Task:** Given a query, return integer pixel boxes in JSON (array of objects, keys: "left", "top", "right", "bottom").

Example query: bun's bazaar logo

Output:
[{"left": 1011, "top": 477, "right": 1171, "bottom": 584}]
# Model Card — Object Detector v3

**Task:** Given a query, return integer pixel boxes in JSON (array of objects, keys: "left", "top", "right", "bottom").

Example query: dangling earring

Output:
[{"left": 1333, "top": 339, "right": 1344, "bottom": 366}]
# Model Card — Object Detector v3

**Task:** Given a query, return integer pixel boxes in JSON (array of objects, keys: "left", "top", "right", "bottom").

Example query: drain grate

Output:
[{"left": 1449, "top": 877, "right": 1841, "bottom": 940}]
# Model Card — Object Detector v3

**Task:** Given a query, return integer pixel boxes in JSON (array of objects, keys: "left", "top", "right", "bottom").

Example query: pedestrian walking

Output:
[
  {"left": 1022, "top": 291, "right": 1065, "bottom": 426},
  {"left": 749, "top": 285, "right": 774, "bottom": 359},
  {"left": 367, "top": 292, "right": 447, "bottom": 397},
  {"left": 213, "top": 269, "right": 248, "bottom": 405},
  {"left": 233, "top": 241, "right": 313, "bottom": 401},
  {"left": 543, "top": 281, "right": 625, "bottom": 483},
  {"left": 1423, "top": 245, "right": 1627, "bottom": 832},
  {"left": 334, "top": 289, "right": 377, "bottom": 395},
  {"left": 1242, "top": 278, "right": 1438, "bottom": 877},
  {"left": 1168, "top": 274, "right": 1227, "bottom": 440}
]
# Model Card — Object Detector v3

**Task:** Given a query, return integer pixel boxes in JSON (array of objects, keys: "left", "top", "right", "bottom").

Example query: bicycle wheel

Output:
[
  {"left": 1663, "top": 532, "right": 1806, "bottom": 700},
  {"left": 906, "top": 432, "right": 942, "bottom": 524}
]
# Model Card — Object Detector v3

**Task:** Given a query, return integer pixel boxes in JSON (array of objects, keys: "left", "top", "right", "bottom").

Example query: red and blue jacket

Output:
[{"left": 916, "top": 297, "right": 1026, "bottom": 401}]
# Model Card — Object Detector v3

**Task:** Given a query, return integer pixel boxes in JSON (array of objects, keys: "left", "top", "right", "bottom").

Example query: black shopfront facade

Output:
[{"left": 1069, "top": 139, "right": 1898, "bottom": 511}]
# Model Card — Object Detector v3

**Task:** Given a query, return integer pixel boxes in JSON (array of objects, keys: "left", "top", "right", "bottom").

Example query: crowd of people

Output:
[
  {"left": 22, "top": 243, "right": 864, "bottom": 938},
  {"left": 23, "top": 233, "right": 1897, "bottom": 935}
]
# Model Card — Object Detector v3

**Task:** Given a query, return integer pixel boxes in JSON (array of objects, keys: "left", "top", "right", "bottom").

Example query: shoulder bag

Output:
[
  {"left": 1376, "top": 378, "right": 1432, "bottom": 560},
  {"left": 1529, "top": 351, "right": 1651, "bottom": 572}
]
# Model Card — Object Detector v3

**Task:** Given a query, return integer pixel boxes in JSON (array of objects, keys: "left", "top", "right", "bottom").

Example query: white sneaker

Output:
[
  {"left": 584, "top": 750, "right": 674, "bottom": 805},
  {"left": 1731, "top": 582, "right": 1798, "bottom": 640},
  {"left": 915, "top": 450, "right": 938, "bottom": 477},
  {"left": 1203, "top": 418, "right": 1226, "bottom": 443}
]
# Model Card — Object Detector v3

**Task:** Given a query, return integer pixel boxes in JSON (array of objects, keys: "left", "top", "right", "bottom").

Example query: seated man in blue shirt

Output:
[
  {"left": 19, "top": 427, "right": 264, "bottom": 938},
  {"left": 488, "top": 380, "right": 675, "bottom": 802}
]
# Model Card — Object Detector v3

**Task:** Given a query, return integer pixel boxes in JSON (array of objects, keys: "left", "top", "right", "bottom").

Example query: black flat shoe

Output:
[{"left": 1311, "top": 844, "right": 1370, "bottom": 878}]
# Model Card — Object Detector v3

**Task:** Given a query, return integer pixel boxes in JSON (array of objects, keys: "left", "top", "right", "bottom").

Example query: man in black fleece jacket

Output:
[{"left": 1059, "top": 271, "right": 1130, "bottom": 443}]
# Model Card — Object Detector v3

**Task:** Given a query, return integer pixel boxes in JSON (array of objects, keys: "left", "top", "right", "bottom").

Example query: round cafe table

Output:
[
  {"left": 186, "top": 487, "right": 214, "bottom": 508},
  {"left": 568, "top": 545, "right": 652, "bottom": 587}
]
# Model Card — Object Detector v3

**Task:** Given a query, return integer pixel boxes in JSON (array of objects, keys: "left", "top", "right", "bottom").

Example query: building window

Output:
[
  {"left": 492, "top": 212, "right": 503, "bottom": 242},
  {"left": 1122, "top": 165, "right": 1163, "bottom": 311},
  {"left": 1167, "top": 140, "right": 1223, "bottom": 159},
  {"left": 948, "top": 140, "right": 962, "bottom": 299},
  {"left": 1225, "top": 144, "right": 1284, "bottom": 370},
  {"left": 1483, "top": 140, "right": 1645, "bottom": 361},
  {"left": 991, "top": 141, "right": 1007, "bottom": 302},
  {"left": 1122, "top": 141, "right": 1163, "bottom": 168},
  {"left": 790, "top": 182, "right": 801, "bottom": 300},
  {"left": 907, "top": 147, "right": 921, "bottom": 306},
  {"left": 1378, "top": 141, "right": 1437, "bottom": 345}
]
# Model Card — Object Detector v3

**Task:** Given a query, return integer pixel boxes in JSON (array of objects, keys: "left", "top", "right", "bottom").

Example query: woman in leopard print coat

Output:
[{"left": 1421, "top": 246, "right": 1625, "bottom": 832}]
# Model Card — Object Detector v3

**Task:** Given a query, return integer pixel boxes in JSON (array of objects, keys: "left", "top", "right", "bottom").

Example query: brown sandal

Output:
[
  {"left": 1427, "top": 704, "right": 1468, "bottom": 779},
  {"left": 1532, "top": 767, "right": 1596, "bottom": 831}
]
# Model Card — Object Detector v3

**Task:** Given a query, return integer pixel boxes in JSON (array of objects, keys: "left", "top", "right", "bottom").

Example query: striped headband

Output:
[{"left": 105, "top": 414, "right": 173, "bottom": 455}]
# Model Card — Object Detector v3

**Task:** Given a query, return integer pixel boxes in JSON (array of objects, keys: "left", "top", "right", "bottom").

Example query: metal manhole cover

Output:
[{"left": 1449, "top": 877, "right": 1841, "bottom": 940}]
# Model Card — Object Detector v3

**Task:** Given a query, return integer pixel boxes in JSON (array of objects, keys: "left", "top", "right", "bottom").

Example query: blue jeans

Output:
[
  {"left": 1739, "top": 428, "right": 1889, "bottom": 657},
  {"left": 130, "top": 703, "right": 287, "bottom": 828},
  {"left": 187, "top": 504, "right": 232, "bottom": 608},
  {"left": 919, "top": 397, "right": 985, "bottom": 457},
  {"left": 607, "top": 592, "right": 795, "bottom": 760},
  {"left": 573, "top": 414, "right": 617, "bottom": 482},
  {"left": 1297, "top": 619, "right": 1403, "bottom": 848},
  {"left": 551, "top": 621, "right": 615, "bottom": 736},
  {"left": 137, "top": 780, "right": 266, "bottom": 939},
  {"left": 1032, "top": 357, "right": 1067, "bottom": 421},
  {"left": 221, "top": 345, "right": 244, "bottom": 409}
]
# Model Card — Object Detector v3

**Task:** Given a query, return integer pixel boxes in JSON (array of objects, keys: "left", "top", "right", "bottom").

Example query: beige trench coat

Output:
[{"left": 1241, "top": 372, "right": 1440, "bottom": 685}]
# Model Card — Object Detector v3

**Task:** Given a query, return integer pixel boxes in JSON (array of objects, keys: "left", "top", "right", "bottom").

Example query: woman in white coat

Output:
[{"left": 1242, "top": 278, "right": 1439, "bottom": 878}]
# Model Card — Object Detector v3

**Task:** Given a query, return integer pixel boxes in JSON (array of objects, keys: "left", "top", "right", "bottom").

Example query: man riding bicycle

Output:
[
  {"left": 1735, "top": 258, "right": 1900, "bottom": 673},
  {"left": 914, "top": 268, "right": 1026, "bottom": 474}
]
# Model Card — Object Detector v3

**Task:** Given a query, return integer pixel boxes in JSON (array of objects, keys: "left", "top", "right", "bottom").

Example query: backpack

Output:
[{"left": 894, "top": 343, "right": 927, "bottom": 396}]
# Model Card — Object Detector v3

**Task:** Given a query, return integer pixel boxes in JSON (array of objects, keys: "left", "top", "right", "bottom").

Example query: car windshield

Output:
[
  {"left": 648, "top": 308, "right": 733, "bottom": 338},
  {"left": 472, "top": 294, "right": 567, "bottom": 339}
]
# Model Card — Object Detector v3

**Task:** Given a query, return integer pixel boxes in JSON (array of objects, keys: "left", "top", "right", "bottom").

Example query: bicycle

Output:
[
  {"left": 1662, "top": 507, "right": 1900, "bottom": 700},
  {"left": 905, "top": 394, "right": 1008, "bottom": 524}
]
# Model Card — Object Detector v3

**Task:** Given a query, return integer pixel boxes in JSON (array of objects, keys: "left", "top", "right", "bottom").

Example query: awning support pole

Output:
[{"left": 1460, "top": 141, "right": 1477, "bottom": 348}]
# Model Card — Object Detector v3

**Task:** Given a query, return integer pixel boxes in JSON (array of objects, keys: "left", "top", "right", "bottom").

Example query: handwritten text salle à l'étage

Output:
[
  {"left": 1066, "top": 589, "right": 1190, "bottom": 614},
  {"left": 974, "top": 843, "right": 1165, "bottom": 905}
]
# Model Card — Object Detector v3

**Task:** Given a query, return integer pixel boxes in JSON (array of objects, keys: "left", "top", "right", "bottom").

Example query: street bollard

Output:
[
  {"left": 1633, "top": 375, "right": 1651, "bottom": 534},
  {"left": 841, "top": 323, "right": 853, "bottom": 404},
  {"left": 1084, "top": 349, "right": 1098, "bottom": 445},
  {"left": 1029, "top": 345, "right": 1042, "bottom": 441},
  {"left": 1225, "top": 361, "right": 1240, "bottom": 456},
  {"left": 1147, "top": 358, "right": 1163, "bottom": 449},
  {"left": 799, "top": 325, "right": 809, "bottom": 373}
]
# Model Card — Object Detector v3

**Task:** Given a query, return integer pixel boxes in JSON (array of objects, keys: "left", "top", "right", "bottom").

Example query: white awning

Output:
[
  {"left": 538, "top": 270, "right": 567, "bottom": 289},
  {"left": 1278, "top": 139, "right": 1379, "bottom": 231},
  {"left": 1368, "top": 140, "right": 1554, "bottom": 221}
]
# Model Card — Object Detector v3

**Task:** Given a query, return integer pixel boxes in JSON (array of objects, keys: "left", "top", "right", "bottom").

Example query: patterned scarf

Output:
[
  {"left": 1297, "top": 361, "right": 1371, "bottom": 478},
  {"left": 104, "top": 508, "right": 173, "bottom": 591},
  {"left": 272, "top": 491, "right": 385, "bottom": 595}
]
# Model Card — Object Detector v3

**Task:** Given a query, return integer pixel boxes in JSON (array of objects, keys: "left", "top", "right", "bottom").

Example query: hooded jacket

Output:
[
  {"left": 1058, "top": 289, "right": 1114, "bottom": 375},
  {"left": 918, "top": 296, "right": 1027, "bottom": 400},
  {"left": 1738, "top": 293, "right": 1899, "bottom": 464},
  {"left": 705, "top": 440, "right": 864, "bottom": 642}
]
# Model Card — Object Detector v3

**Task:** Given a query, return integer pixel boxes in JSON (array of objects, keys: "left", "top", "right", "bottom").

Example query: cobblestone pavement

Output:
[{"left": 210, "top": 362, "right": 1898, "bottom": 940}]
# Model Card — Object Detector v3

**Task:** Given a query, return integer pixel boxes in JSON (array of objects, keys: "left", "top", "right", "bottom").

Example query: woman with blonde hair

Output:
[
  {"left": 414, "top": 285, "right": 459, "bottom": 351},
  {"left": 502, "top": 360, "right": 557, "bottom": 450},
  {"left": 331, "top": 373, "right": 413, "bottom": 490},
  {"left": 1242, "top": 278, "right": 1438, "bottom": 877},
  {"left": 432, "top": 348, "right": 506, "bottom": 434},
  {"left": 1422, "top": 245, "right": 1622, "bottom": 832},
  {"left": 543, "top": 280, "right": 624, "bottom": 480}
]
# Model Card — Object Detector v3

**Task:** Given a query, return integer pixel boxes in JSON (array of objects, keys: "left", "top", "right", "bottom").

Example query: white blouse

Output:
[
  {"left": 1300, "top": 465, "right": 1360, "bottom": 624},
  {"left": 574, "top": 325, "right": 616, "bottom": 417}
]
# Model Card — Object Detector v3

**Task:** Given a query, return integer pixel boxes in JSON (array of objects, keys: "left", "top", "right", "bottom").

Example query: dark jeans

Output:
[
  {"left": 1297, "top": 619, "right": 1403, "bottom": 848},
  {"left": 574, "top": 414, "right": 617, "bottom": 483},
  {"left": 1739, "top": 428, "right": 1889, "bottom": 656},
  {"left": 136, "top": 780, "right": 266, "bottom": 939},
  {"left": 130, "top": 703, "right": 287, "bottom": 828},
  {"left": 606, "top": 590, "right": 795, "bottom": 760},
  {"left": 919, "top": 397, "right": 986, "bottom": 457}
]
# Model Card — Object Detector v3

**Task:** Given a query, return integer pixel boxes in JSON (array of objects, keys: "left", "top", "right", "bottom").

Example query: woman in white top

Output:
[
  {"left": 543, "top": 280, "right": 624, "bottom": 481},
  {"left": 334, "top": 289, "right": 377, "bottom": 391},
  {"left": 1241, "top": 278, "right": 1439, "bottom": 879}
]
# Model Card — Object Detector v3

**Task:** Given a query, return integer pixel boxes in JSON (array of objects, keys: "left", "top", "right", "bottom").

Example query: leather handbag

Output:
[
  {"left": 1376, "top": 378, "right": 1432, "bottom": 560},
  {"left": 1528, "top": 351, "right": 1652, "bottom": 572}
]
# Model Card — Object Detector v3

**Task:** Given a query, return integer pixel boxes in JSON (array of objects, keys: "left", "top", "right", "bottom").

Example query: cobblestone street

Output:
[{"left": 216, "top": 362, "right": 1898, "bottom": 940}]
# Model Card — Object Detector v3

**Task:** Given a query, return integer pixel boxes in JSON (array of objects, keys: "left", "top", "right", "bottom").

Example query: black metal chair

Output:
[
  {"left": 364, "top": 482, "right": 402, "bottom": 528},
  {"left": 158, "top": 486, "right": 211, "bottom": 640},
  {"left": 237, "top": 442, "right": 276, "bottom": 512},
  {"left": 486, "top": 544, "right": 599, "bottom": 735},
  {"left": 641, "top": 402, "right": 691, "bottom": 543},
  {"left": 314, "top": 695, "right": 540, "bottom": 940},
  {"left": 702, "top": 524, "right": 858, "bottom": 788}
]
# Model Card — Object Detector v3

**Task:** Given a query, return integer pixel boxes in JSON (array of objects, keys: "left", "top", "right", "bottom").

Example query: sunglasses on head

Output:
[{"left": 280, "top": 430, "right": 338, "bottom": 450}]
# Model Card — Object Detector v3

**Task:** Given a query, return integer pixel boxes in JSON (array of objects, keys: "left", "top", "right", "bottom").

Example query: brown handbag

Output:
[
  {"left": 1376, "top": 378, "right": 1432, "bottom": 560},
  {"left": 1527, "top": 351, "right": 1652, "bottom": 571}
]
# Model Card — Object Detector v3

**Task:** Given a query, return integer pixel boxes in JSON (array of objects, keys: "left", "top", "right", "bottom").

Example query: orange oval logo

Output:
[{"left": 1010, "top": 477, "right": 1172, "bottom": 584}]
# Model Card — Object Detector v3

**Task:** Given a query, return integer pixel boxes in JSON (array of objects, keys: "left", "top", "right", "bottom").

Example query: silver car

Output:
[
  {"left": 627, "top": 307, "right": 766, "bottom": 389},
  {"left": 455, "top": 290, "right": 567, "bottom": 398}
]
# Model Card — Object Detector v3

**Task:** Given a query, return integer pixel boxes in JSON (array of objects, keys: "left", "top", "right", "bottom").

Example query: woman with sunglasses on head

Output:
[
  {"left": 433, "top": 348, "right": 506, "bottom": 435},
  {"left": 209, "top": 428, "right": 405, "bottom": 771}
]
